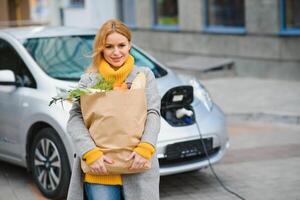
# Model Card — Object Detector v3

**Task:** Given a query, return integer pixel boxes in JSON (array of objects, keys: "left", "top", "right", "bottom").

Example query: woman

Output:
[{"left": 66, "top": 19, "right": 161, "bottom": 200}]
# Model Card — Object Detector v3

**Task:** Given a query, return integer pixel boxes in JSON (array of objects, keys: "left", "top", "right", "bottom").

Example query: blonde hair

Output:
[{"left": 86, "top": 19, "right": 132, "bottom": 72}]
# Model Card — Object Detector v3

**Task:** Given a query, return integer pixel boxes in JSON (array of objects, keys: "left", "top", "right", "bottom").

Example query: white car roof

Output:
[{"left": 1, "top": 26, "right": 97, "bottom": 41}]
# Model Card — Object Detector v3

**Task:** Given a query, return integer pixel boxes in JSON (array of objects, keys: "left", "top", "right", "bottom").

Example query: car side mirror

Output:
[{"left": 0, "top": 69, "right": 18, "bottom": 92}]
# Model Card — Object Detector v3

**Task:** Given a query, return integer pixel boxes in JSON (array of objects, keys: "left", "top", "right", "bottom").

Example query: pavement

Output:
[
  {"left": 174, "top": 70, "right": 300, "bottom": 125},
  {"left": 2, "top": 122, "right": 299, "bottom": 200},
  {"left": 0, "top": 162, "right": 47, "bottom": 200},
  {"left": 202, "top": 77, "right": 300, "bottom": 125},
  {"left": 160, "top": 122, "right": 300, "bottom": 200}
]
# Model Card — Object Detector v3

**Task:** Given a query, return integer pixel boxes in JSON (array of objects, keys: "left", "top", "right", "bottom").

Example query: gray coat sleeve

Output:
[
  {"left": 67, "top": 73, "right": 96, "bottom": 158},
  {"left": 140, "top": 68, "right": 161, "bottom": 148}
]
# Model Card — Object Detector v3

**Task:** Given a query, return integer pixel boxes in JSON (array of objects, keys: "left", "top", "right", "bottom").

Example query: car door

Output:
[{"left": 0, "top": 38, "right": 36, "bottom": 160}]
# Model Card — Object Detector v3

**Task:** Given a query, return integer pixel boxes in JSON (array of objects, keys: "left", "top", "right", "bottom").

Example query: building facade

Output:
[
  {"left": 1, "top": 0, "right": 299, "bottom": 80},
  {"left": 120, "top": 0, "right": 300, "bottom": 80},
  {"left": 0, "top": 0, "right": 31, "bottom": 26},
  {"left": 0, "top": 0, "right": 69, "bottom": 27},
  {"left": 0, "top": 0, "right": 117, "bottom": 27},
  {"left": 63, "top": 0, "right": 117, "bottom": 28}
]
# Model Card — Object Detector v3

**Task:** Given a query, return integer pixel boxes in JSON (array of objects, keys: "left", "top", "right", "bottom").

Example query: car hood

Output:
[
  {"left": 155, "top": 69, "right": 186, "bottom": 95},
  {"left": 50, "top": 68, "right": 209, "bottom": 121},
  {"left": 51, "top": 68, "right": 205, "bottom": 110},
  {"left": 51, "top": 68, "right": 187, "bottom": 97}
]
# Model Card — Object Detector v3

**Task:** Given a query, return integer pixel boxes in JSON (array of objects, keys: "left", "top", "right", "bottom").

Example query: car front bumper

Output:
[{"left": 157, "top": 103, "right": 229, "bottom": 176}]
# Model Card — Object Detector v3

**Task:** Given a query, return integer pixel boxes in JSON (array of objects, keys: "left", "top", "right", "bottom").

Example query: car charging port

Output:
[{"left": 161, "top": 86, "right": 195, "bottom": 127}]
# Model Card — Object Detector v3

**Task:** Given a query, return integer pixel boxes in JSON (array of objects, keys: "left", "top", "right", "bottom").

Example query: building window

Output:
[
  {"left": 70, "top": 0, "right": 84, "bottom": 8},
  {"left": 153, "top": 0, "right": 179, "bottom": 30},
  {"left": 280, "top": 0, "right": 300, "bottom": 35},
  {"left": 205, "top": 0, "right": 245, "bottom": 34},
  {"left": 120, "top": 0, "right": 136, "bottom": 27}
]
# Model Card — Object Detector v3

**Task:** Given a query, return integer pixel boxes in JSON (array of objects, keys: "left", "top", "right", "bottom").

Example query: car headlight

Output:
[{"left": 190, "top": 79, "right": 213, "bottom": 112}]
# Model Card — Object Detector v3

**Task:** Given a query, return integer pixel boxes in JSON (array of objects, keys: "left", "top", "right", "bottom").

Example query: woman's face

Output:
[{"left": 103, "top": 32, "right": 131, "bottom": 69}]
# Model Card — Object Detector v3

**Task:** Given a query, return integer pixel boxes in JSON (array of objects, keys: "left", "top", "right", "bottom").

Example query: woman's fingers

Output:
[
  {"left": 89, "top": 157, "right": 109, "bottom": 175},
  {"left": 137, "top": 161, "right": 145, "bottom": 169},
  {"left": 126, "top": 152, "right": 135, "bottom": 161},
  {"left": 99, "top": 163, "right": 108, "bottom": 174},
  {"left": 103, "top": 155, "right": 114, "bottom": 164},
  {"left": 89, "top": 153, "right": 150, "bottom": 172},
  {"left": 129, "top": 153, "right": 147, "bottom": 170}
]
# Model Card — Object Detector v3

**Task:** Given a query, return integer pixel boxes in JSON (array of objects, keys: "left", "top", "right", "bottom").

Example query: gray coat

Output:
[{"left": 66, "top": 66, "right": 161, "bottom": 200}]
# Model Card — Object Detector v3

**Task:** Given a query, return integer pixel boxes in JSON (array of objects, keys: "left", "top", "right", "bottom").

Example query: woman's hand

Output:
[
  {"left": 89, "top": 155, "right": 113, "bottom": 175},
  {"left": 127, "top": 152, "right": 150, "bottom": 170}
]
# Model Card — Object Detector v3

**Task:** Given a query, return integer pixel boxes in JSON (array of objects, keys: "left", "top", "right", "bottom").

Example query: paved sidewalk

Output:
[
  {"left": 0, "top": 162, "right": 43, "bottom": 200},
  {"left": 202, "top": 77, "right": 300, "bottom": 124},
  {"left": 2, "top": 122, "right": 299, "bottom": 200},
  {"left": 161, "top": 122, "right": 300, "bottom": 200},
  {"left": 176, "top": 73, "right": 300, "bottom": 125}
]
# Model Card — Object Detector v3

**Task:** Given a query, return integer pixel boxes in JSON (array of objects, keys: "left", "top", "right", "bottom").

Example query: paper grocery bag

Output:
[{"left": 80, "top": 89, "right": 151, "bottom": 174}]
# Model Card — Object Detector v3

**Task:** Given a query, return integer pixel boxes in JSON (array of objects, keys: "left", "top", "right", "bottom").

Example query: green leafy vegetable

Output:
[
  {"left": 91, "top": 77, "right": 114, "bottom": 91},
  {"left": 49, "top": 76, "right": 114, "bottom": 107}
]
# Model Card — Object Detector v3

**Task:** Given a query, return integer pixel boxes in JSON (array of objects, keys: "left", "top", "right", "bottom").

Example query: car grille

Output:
[{"left": 159, "top": 138, "right": 220, "bottom": 166}]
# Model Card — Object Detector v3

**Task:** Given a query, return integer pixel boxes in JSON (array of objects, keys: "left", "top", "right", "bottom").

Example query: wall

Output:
[
  {"left": 131, "top": 0, "right": 300, "bottom": 80},
  {"left": 64, "top": 0, "right": 117, "bottom": 28},
  {"left": 0, "top": 0, "right": 9, "bottom": 23},
  {"left": 0, "top": 0, "right": 30, "bottom": 26}
]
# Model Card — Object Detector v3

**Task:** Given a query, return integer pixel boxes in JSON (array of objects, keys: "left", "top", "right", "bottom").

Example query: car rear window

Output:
[{"left": 23, "top": 35, "right": 167, "bottom": 81}]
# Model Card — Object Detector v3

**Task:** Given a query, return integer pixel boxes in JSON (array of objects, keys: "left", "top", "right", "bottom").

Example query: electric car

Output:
[{"left": 0, "top": 26, "right": 229, "bottom": 199}]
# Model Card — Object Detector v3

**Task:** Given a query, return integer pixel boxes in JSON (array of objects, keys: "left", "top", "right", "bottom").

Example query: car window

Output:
[
  {"left": 0, "top": 38, "right": 36, "bottom": 88},
  {"left": 24, "top": 36, "right": 167, "bottom": 81},
  {"left": 24, "top": 36, "right": 93, "bottom": 81},
  {"left": 130, "top": 48, "right": 167, "bottom": 78}
]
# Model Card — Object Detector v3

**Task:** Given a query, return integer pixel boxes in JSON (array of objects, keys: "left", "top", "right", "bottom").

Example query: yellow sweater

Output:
[{"left": 83, "top": 143, "right": 155, "bottom": 185}]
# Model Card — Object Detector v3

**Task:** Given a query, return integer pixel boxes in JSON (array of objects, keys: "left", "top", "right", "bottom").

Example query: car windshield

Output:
[{"left": 23, "top": 35, "right": 167, "bottom": 81}]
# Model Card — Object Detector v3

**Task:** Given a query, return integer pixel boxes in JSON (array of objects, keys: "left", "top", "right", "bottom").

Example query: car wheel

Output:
[{"left": 30, "top": 127, "right": 71, "bottom": 199}]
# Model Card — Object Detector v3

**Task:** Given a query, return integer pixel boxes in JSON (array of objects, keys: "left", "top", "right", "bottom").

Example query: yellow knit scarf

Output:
[{"left": 98, "top": 55, "right": 134, "bottom": 85}]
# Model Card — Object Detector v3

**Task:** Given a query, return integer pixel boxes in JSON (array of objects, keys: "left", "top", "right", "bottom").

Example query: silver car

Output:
[{"left": 0, "top": 26, "right": 229, "bottom": 199}]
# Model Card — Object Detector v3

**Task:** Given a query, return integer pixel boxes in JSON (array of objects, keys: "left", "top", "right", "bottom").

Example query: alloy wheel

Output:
[{"left": 33, "top": 138, "right": 62, "bottom": 192}]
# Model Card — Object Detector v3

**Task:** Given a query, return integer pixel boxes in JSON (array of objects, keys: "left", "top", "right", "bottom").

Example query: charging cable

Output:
[{"left": 195, "top": 120, "right": 246, "bottom": 200}]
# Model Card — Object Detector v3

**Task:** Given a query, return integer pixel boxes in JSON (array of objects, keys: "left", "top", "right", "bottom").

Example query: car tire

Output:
[{"left": 30, "top": 127, "right": 71, "bottom": 199}]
